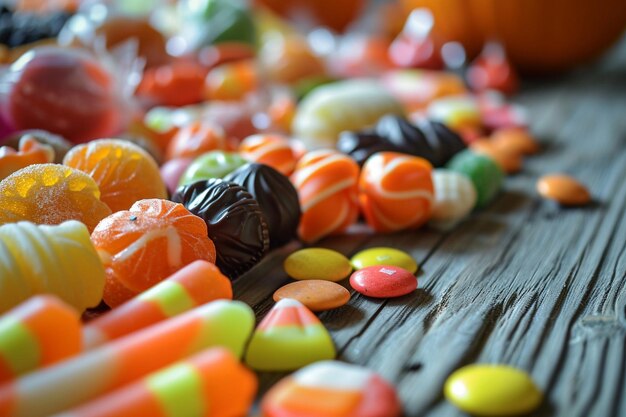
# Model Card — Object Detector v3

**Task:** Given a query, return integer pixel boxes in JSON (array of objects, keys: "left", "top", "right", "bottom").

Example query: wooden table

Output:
[{"left": 236, "top": 38, "right": 626, "bottom": 416}]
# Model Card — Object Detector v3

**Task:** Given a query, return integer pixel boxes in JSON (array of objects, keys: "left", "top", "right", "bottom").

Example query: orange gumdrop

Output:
[
  {"left": 359, "top": 152, "right": 433, "bottom": 232},
  {"left": 91, "top": 199, "right": 216, "bottom": 307},
  {"left": 239, "top": 134, "right": 298, "bottom": 176},
  {"left": 63, "top": 139, "right": 167, "bottom": 213},
  {"left": 0, "top": 135, "right": 55, "bottom": 181},
  {"left": 165, "top": 121, "right": 231, "bottom": 161},
  {"left": 0, "top": 163, "right": 111, "bottom": 232}
]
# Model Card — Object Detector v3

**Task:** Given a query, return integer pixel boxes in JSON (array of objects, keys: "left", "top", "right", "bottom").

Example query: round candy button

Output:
[
  {"left": 350, "top": 247, "right": 418, "bottom": 274},
  {"left": 273, "top": 280, "right": 350, "bottom": 312},
  {"left": 536, "top": 174, "right": 590, "bottom": 206},
  {"left": 284, "top": 248, "right": 352, "bottom": 282},
  {"left": 349, "top": 265, "right": 417, "bottom": 298},
  {"left": 444, "top": 364, "right": 542, "bottom": 416}
]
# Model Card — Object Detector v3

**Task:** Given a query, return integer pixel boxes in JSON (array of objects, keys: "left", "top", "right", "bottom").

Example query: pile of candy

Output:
[{"left": 0, "top": 0, "right": 592, "bottom": 416}]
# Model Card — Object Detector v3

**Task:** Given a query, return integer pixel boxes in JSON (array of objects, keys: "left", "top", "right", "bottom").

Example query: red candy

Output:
[
  {"left": 4, "top": 48, "right": 123, "bottom": 143},
  {"left": 350, "top": 265, "right": 417, "bottom": 298}
]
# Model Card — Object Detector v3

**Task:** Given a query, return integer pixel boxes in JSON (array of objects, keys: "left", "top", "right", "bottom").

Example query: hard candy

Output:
[
  {"left": 430, "top": 169, "right": 478, "bottom": 227},
  {"left": 273, "top": 280, "right": 350, "bottom": 312},
  {"left": 349, "top": 265, "right": 417, "bottom": 298},
  {"left": 446, "top": 150, "right": 504, "bottom": 209},
  {"left": 291, "top": 149, "right": 360, "bottom": 243},
  {"left": 284, "top": 248, "right": 352, "bottom": 282},
  {"left": 359, "top": 151, "right": 434, "bottom": 232},
  {"left": 262, "top": 360, "right": 402, "bottom": 417},
  {"left": 244, "top": 299, "right": 335, "bottom": 371},
  {"left": 350, "top": 247, "right": 417, "bottom": 273},
  {"left": 444, "top": 364, "right": 543, "bottom": 416}
]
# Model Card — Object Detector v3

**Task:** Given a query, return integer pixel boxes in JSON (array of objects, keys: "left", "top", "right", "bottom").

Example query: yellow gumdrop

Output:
[{"left": 444, "top": 364, "right": 543, "bottom": 416}]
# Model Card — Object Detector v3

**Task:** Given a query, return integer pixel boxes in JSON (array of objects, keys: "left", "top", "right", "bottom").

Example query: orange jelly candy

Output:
[
  {"left": 91, "top": 199, "right": 217, "bottom": 307},
  {"left": 239, "top": 134, "right": 298, "bottom": 176},
  {"left": 0, "top": 135, "right": 54, "bottom": 181},
  {"left": 165, "top": 121, "right": 231, "bottom": 161},
  {"left": 137, "top": 61, "right": 207, "bottom": 107},
  {"left": 359, "top": 152, "right": 434, "bottom": 232},
  {"left": 204, "top": 60, "right": 259, "bottom": 101},
  {"left": 291, "top": 149, "right": 360, "bottom": 243},
  {"left": 0, "top": 163, "right": 111, "bottom": 232},
  {"left": 64, "top": 139, "right": 167, "bottom": 213}
]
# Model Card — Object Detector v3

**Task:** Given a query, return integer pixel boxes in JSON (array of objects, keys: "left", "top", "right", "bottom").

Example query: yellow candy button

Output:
[
  {"left": 444, "top": 364, "right": 542, "bottom": 416},
  {"left": 284, "top": 248, "right": 352, "bottom": 282},
  {"left": 350, "top": 247, "right": 418, "bottom": 274}
]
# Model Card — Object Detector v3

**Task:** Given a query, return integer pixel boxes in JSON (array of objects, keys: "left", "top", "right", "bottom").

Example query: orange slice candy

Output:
[
  {"left": 0, "top": 163, "right": 111, "bottom": 232},
  {"left": 63, "top": 139, "right": 167, "bottom": 213},
  {"left": 91, "top": 199, "right": 217, "bottom": 307}
]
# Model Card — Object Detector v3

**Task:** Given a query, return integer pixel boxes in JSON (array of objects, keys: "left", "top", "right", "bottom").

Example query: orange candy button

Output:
[
  {"left": 470, "top": 139, "right": 522, "bottom": 174},
  {"left": 491, "top": 128, "right": 540, "bottom": 155},
  {"left": 536, "top": 174, "right": 591, "bottom": 206},
  {"left": 273, "top": 280, "right": 350, "bottom": 312}
]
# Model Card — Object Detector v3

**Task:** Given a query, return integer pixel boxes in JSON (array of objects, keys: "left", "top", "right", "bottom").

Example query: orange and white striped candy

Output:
[
  {"left": 359, "top": 152, "right": 434, "bottom": 233},
  {"left": 291, "top": 150, "right": 360, "bottom": 243},
  {"left": 239, "top": 134, "right": 298, "bottom": 176},
  {"left": 262, "top": 360, "right": 402, "bottom": 417}
]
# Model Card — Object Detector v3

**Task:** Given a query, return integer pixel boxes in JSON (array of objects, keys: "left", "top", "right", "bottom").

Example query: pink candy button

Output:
[{"left": 349, "top": 265, "right": 417, "bottom": 298}]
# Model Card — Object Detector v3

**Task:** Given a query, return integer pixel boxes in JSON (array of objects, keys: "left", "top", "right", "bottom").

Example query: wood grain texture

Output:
[{"left": 238, "top": 39, "right": 626, "bottom": 416}]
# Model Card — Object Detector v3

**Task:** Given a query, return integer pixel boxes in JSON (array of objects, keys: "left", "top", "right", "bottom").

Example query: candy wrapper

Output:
[{"left": 0, "top": 45, "right": 142, "bottom": 144}]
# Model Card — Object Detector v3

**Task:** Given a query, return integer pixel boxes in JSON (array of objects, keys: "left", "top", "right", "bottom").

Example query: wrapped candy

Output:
[{"left": 0, "top": 47, "right": 133, "bottom": 143}]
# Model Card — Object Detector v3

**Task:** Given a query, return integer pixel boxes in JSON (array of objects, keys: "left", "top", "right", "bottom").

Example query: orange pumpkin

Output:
[
  {"left": 255, "top": 0, "right": 365, "bottom": 32},
  {"left": 402, "top": 0, "right": 626, "bottom": 73}
]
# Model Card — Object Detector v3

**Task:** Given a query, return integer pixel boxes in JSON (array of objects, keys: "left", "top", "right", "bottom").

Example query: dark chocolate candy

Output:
[
  {"left": 172, "top": 178, "right": 270, "bottom": 279},
  {"left": 224, "top": 163, "right": 301, "bottom": 248},
  {"left": 337, "top": 115, "right": 466, "bottom": 166}
]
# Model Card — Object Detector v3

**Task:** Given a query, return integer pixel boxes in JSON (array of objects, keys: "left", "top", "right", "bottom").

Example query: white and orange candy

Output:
[
  {"left": 245, "top": 298, "right": 335, "bottom": 371},
  {"left": 291, "top": 149, "right": 360, "bottom": 243},
  {"left": 359, "top": 152, "right": 434, "bottom": 233},
  {"left": 262, "top": 360, "right": 402, "bottom": 417},
  {"left": 238, "top": 133, "right": 299, "bottom": 176}
]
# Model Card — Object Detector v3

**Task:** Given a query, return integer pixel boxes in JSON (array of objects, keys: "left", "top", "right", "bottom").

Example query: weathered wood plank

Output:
[{"left": 240, "top": 37, "right": 626, "bottom": 416}]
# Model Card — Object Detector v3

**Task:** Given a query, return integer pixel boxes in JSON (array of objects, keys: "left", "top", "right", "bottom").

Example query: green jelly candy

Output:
[
  {"left": 446, "top": 150, "right": 504, "bottom": 208},
  {"left": 244, "top": 299, "right": 335, "bottom": 371},
  {"left": 179, "top": 151, "right": 246, "bottom": 187}
]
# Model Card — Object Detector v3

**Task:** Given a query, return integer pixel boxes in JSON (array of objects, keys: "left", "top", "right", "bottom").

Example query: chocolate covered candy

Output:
[
  {"left": 224, "top": 163, "right": 301, "bottom": 248},
  {"left": 338, "top": 115, "right": 465, "bottom": 166},
  {"left": 173, "top": 179, "right": 270, "bottom": 279}
]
